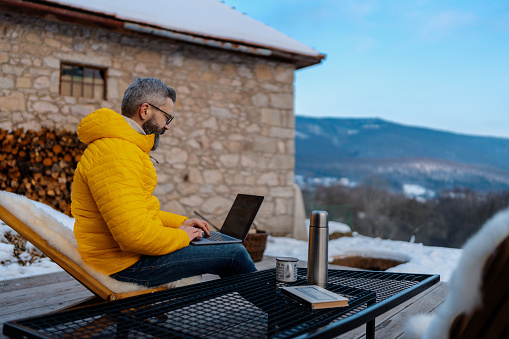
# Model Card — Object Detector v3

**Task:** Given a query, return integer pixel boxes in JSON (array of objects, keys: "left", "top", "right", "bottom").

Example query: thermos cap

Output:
[
  {"left": 276, "top": 257, "right": 299, "bottom": 262},
  {"left": 310, "top": 210, "right": 328, "bottom": 227}
]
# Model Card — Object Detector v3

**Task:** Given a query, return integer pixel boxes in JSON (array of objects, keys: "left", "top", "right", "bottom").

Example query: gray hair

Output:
[{"left": 121, "top": 77, "right": 176, "bottom": 118}]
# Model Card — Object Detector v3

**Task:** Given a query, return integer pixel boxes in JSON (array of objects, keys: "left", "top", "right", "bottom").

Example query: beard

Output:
[{"left": 142, "top": 115, "right": 166, "bottom": 151}]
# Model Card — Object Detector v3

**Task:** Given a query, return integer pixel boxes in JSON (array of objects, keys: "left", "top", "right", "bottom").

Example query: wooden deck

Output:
[{"left": 0, "top": 256, "right": 446, "bottom": 338}]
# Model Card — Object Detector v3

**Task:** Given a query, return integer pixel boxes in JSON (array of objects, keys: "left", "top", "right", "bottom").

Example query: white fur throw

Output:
[
  {"left": 405, "top": 206, "right": 509, "bottom": 339},
  {"left": 0, "top": 191, "right": 201, "bottom": 293}
]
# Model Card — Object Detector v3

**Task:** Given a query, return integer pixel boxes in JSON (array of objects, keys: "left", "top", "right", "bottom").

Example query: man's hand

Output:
[
  {"left": 180, "top": 218, "right": 211, "bottom": 237},
  {"left": 179, "top": 226, "right": 204, "bottom": 241}
]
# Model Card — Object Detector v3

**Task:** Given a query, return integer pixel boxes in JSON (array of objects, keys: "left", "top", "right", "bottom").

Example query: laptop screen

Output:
[{"left": 220, "top": 194, "right": 264, "bottom": 240}]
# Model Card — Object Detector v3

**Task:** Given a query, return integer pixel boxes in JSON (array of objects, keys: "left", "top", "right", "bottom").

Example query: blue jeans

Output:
[{"left": 110, "top": 243, "right": 257, "bottom": 287}]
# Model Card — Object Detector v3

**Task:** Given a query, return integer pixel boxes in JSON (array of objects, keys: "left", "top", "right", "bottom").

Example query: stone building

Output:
[{"left": 0, "top": 0, "right": 324, "bottom": 235}]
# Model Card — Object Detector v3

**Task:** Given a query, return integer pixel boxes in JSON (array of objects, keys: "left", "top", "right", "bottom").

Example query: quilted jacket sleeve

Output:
[
  {"left": 158, "top": 210, "right": 188, "bottom": 228},
  {"left": 86, "top": 145, "right": 190, "bottom": 255}
]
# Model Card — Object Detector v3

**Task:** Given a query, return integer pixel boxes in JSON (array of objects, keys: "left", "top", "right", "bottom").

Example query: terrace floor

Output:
[{"left": 0, "top": 256, "right": 446, "bottom": 338}]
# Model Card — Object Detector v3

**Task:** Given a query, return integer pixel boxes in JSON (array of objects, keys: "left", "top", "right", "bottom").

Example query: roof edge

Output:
[{"left": 0, "top": 0, "right": 325, "bottom": 68}]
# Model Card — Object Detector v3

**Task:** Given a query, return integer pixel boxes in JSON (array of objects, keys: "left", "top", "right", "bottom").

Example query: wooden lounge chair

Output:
[
  {"left": 0, "top": 190, "right": 201, "bottom": 308},
  {"left": 406, "top": 207, "right": 509, "bottom": 339}
]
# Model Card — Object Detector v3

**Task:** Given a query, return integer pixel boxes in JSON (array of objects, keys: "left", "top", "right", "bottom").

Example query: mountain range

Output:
[{"left": 295, "top": 116, "right": 509, "bottom": 193}]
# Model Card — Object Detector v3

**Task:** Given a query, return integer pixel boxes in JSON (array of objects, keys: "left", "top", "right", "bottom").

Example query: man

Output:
[{"left": 71, "top": 77, "right": 256, "bottom": 287}]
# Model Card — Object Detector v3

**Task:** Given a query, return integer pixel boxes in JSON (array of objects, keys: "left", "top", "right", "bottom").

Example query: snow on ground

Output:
[
  {"left": 0, "top": 205, "right": 461, "bottom": 282},
  {"left": 265, "top": 233, "right": 461, "bottom": 282}
]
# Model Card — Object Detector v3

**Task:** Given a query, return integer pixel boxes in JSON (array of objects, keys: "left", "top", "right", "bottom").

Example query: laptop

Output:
[{"left": 191, "top": 194, "right": 264, "bottom": 246}]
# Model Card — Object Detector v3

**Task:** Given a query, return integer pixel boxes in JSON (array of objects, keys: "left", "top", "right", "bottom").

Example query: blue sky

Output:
[{"left": 223, "top": 0, "right": 509, "bottom": 138}]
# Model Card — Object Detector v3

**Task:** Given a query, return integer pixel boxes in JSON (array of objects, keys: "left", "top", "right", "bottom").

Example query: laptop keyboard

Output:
[{"left": 207, "top": 232, "right": 237, "bottom": 242}]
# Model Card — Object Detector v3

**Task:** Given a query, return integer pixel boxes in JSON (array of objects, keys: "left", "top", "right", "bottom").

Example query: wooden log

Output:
[
  {"left": 43, "top": 157, "right": 53, "bottom": 167},
  {"left": 52, "top": 144, "right": 63, "bottom": 154}
]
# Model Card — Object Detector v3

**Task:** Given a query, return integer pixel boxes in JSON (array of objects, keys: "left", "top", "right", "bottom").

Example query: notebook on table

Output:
[{"left": 190, "top": 194, "right": 264, "bottom": 246}]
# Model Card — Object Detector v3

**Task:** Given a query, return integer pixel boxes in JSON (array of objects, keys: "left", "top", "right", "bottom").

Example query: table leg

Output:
[
  {"left": 365, "top": 295, "right": 376, "bottom": 339},
  {"left": 366, "top": 319, "right": 375, "bottom": 339}
]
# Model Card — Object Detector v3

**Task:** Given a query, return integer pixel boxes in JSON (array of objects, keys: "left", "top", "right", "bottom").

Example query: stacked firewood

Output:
[{"left": 0, "top": 128, "right": 86, "bottom": 216}]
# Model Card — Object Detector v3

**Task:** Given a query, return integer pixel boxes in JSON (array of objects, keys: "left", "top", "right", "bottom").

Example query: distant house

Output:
[{"left": 0, "top": 0, "right": 324, "bottom": 235}]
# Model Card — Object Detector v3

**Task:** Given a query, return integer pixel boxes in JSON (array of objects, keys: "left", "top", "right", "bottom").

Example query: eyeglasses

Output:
[{"left": 148, "top": 103, "right": 174, "bottom": 125}]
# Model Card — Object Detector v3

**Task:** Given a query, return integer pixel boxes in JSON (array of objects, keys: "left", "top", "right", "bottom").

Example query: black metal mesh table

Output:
[{"left": 3, "top": 268, "right": 439, "bottom": 339}]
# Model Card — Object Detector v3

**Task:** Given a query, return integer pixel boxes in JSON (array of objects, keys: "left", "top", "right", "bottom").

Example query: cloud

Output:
[{"left": 420, "top": 10, "right": 476, "bottom": 40}]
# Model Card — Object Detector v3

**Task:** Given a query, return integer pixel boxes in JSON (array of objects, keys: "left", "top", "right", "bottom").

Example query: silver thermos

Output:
[{"left": 307, "top": 210, "right": 329, "bottom": 288}]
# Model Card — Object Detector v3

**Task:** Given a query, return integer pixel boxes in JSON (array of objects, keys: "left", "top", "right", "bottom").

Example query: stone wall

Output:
[{"left": 0, "top": 11, "right": 297, "bottom": 235}]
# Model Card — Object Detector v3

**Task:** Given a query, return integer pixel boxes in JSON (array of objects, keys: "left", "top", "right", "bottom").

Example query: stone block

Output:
[
  {"left": 54, "top": 52, "right": 112, "bottom": 67},
  {"left": 186, "top": 138, "right": 201, "bottom": 149},
  {"left": 162, "top": 199, "right": 187, "bottom": 216},
  {"left": 25, "top": 32, "right": 41, "bottom": 44},
  {"left": 255, "top": 63, "right": 273, "bottom": 80},
  {"left": 203, "top": 169, "right": 223, "bottom": 184},
  {"left": 241, "top": 155, "right": 258, "bottom": 168},
  {"left": 167, "top": 148, "right": 189, "bottom": 163},
  {"left": 44, "top": 38, "right": 61, "bottom": 48},
  {"left": 260, "top": 108, "right": 281, "bottom": 126},
  {"left": 16, "top": 77, "right": 31, "bottom": 88},
  {"left": 219, "top": 154, "right": 239, "bottom": 167},
  {"left": 203, "top": 116, "right": 218, "bottom": 130},
  {"left": 29, "top": 45, "right": 52, "bottom": 57},
  {"left": 256, "top": 172, "right": 279, "bottom": 186},
  {"left": 33, "top": 101, "right": 59, "bottom": 113},
  {"left": 277, "top": 141, "right": 286, "bottom": 153},
  {"left": 180, "top": 194, "right": 204, "bottom": 207},
  {"left": 211, "top": 106, "right": 231, "bottom": 119},
  {"left": 202, "top": 195, "right": 232, "bottom": 214},
  {"left": 2, "top": 64, "right": 24, "bottom": 76},
  {"left": 177, "top": 182, "right": 200, "bottom": 197},
  {"left": 237, "top": 65, "right": 253, "bottom": 78},
  {"left": 43, "top": 56, "right": 60, "bottom": 68},
  {"left": 275, "top": 197, "right": 289, "bottom": 214},
  {"left": 274, "top": 65, "right": 294, "bottom": 82},
  {"left": 201, "top": 72, "right": 218, "bottom": 82},
  {"left": 222, "top": 140, "right": 240, "bottom": 152},
  {"left": 223, "top": 64, "right": 237, "bottom": 76},
  {"left": 244, "top": 176, "right": 255, "bottom": 185},
  {"left": 268, "top": 154, "right": 294, "bottom": 170},
  {"left": 135, "top": 50, "right": 160, "bottom": 65},
  {"left": 251, "top": 92, "right": 268, "bottom": 107},
  {"left": 107, "top": 77, "right": 119, "bottom": 99},
  {"left": 19, "top": 121, "right": 42, "bottom": 131},
  {"left": 270, "top": 186, "right": 294, "bottom": 198},
  {"left": 211, "top": 140, "right": 223, "bottom": 150},
  {"left": 0, "top": 77, "right": 14, "bottom": 89},
  {"left": 269, "top": 126, "right": 294, "bottom": 139},
  {"left": 34, "top": 76, "right": 50, "bottom": 89},
  {"left": 71, "top": 104, "right": 95, "bottom": 116},
  {"left": 134, "top": 63, "right": 149, "bottom": 73},
  {"left": 269, "top": 93, "right": 293, "bottom": 109},
  {"left": 188, "top": 168, "right": 203, "bottom": 183},
  {"left": 0, "top": 52, "right": 9, "bottom": 63},
  {"left": 50, "top": 71, "right": 59, "bottom": 93},
  {"left": 252, "top": 137, "right": 277, "bottom": 153},
  {"left": 168, "top": 53, "right": 184, "bottom": 67},
  {"left": 0, "top": 121, "right": 13, "bottom": 130},
  {"left": 245, "top": 123, "right": 261, "bottom": 133},
  {"left": 0, "top": 92, "right": 25, "bottom": 111},
  {"left": 267, "top": 215, "right": 292, "bottom": 235}
]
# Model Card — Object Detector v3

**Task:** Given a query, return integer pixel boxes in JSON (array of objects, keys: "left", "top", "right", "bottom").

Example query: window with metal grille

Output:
[{"left": 60, "top": 63, "right": 107, "bottom": 99}]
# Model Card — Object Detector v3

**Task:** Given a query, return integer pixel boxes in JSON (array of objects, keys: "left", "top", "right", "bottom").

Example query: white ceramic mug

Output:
[{"left": 276, "top": 257, "right": 299, "bottom": 282}]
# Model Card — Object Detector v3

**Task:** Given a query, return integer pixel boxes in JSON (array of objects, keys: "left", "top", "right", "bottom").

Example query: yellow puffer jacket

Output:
[{"left": 71, "top": 108, "right": 189, "bottom": 275}]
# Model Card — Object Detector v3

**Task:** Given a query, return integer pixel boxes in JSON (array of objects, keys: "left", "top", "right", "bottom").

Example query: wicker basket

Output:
[{"left": 243, "top": 230, "right": 268, "bottom": 262}]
